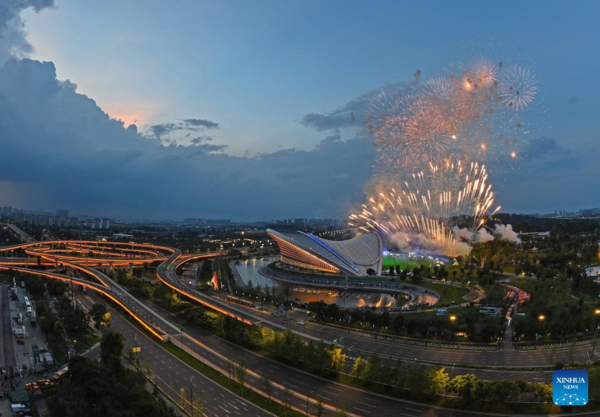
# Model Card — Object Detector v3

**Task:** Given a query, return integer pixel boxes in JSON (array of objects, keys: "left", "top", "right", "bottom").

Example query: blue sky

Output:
[
  {"left": 23, "top": 1, "right": 600, "bottom": 153},
  {"left": 0, "top": 0, "right": 598, "bottom": 219}
]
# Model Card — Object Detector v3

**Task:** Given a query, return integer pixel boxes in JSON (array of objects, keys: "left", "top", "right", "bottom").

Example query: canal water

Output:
[{"left": 233, "top": 257, "right": 404, "bottom": 309}]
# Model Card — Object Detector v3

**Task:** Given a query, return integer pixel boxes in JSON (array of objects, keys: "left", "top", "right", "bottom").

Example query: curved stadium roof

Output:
[{"left": 266, "top": 229, "right": 383, "bottom": 276}]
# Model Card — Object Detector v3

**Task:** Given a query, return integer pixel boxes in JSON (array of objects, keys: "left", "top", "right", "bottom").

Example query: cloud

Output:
[
  {"left": 147, "top": 118, "right": 220, "bottom": 141},
  {"left": 566, "top": 97, "right": 578, "bottom": 105},
  {"left": 183, "top": 118, "right": 219, "bottom": 130},
  {"left": 190, "top": 135, "right": 213, "bottom": 144},
  {"left": 299, "top": 82, "right": 412, "bottom": 132},
  {"left": 518, "top": 137, "right": 567, "bottom": 163},
  {"left": 0, "top": 0, "right": 54, "bottom": 65},
  {"left": 149, "top": 123, "right": 178, "bottom": 139},
  {"left": 0, "top": 58, "right": 373, "bottom": 220}
]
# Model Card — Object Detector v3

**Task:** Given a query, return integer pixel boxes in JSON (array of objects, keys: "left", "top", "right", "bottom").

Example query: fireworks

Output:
[
  {"left": 368, "top": 59, "right": 537, "bottom": 172},
  {"left": 356, "top": 58, "right": 537, "bottom": 256},
  {"left": 497, "top": 65, "right": 538, "bottom": 111},
  {"left": 349, "top": 160, "right": 501, "bottom": 256},
  {"left": 471, "top": 59, "right": 498, "bottom": 89}
]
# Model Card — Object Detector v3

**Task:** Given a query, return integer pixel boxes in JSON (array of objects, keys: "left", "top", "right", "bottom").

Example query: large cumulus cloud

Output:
[
  {"left": 0, "top": 0, "right": 54, "bottom": 65},
  {"left": 0, "top": 59, "right": 373, "bottom": 219}
]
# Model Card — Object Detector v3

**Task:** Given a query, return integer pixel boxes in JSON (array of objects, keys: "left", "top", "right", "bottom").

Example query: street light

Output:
[
  {"left": 538, "top": 315, "right": 545, "bottom": 321},
  {"left": 449, "top": 315, "right": 457, "bottom": 322}
]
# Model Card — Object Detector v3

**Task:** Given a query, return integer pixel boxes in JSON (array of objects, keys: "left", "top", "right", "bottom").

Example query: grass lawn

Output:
[
  {"left": 506, "top": 278, "right": 537, "bottom": 293},
  {"left": 382, "top": 256, "right": 429, "bottom": 270},
  {"left": 418, "top": 282, "right": 470, "bottom": 306}
]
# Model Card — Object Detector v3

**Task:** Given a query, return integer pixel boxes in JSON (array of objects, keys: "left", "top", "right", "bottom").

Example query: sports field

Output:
[{"left": 382, "top": 255, "right": 429, "bottom": 270}]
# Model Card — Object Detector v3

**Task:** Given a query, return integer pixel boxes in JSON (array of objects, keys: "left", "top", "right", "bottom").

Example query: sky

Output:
[{"left": 0, "top": 0, "right": 598, "bottom": 220}]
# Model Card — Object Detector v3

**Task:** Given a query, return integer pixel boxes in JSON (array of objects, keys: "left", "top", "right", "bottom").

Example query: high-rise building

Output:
[{"left": 56, "top": 209, "right": 70, "bottom": 218}]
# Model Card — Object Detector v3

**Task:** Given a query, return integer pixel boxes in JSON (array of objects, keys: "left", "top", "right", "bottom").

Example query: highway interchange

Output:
[{"left": 1, "top": 237, "right": 600, "bottom": 415}]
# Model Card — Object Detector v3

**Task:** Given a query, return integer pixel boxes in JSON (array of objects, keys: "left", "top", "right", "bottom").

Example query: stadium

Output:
[{"left": 266, "top": 229, "right": 383, "bottom": 276}]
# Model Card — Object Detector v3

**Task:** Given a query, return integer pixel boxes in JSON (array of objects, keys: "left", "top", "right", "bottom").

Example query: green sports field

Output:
[{"left": 382, "top": 255, "right": 429, "bottom": 270}]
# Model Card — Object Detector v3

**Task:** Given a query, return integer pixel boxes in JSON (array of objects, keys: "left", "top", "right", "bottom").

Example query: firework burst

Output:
[
  {"left": 367, "top": 58, "right": 537, "bottom": 172},
  {"left": 497, "top": 65, "right": 538, "bottom": 111},
  {"left": 349, "top": 160, "right": 501, "bottom": 256},
  {"left": 357, "top": 58, "right": 537, "bottom": 255},
  {"left": 471, "top": 59, "right": 498, "bottom": 89}
]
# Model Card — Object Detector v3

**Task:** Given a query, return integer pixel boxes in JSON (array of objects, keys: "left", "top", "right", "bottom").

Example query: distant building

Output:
[
  {"left": 206, "top": 219, "right": 231, "bottom": 225},
  {"left": 184, "top": 218, "right": 206, "bottom": 225},
  {"left": 113, "top": 233, "right": 133, "bottom": 239},
  {"left": 56, "top": 209, "right": 69, "bottom": 218},
  {"left": 519, "top": 231, "right": 551, "bottom": 239}
]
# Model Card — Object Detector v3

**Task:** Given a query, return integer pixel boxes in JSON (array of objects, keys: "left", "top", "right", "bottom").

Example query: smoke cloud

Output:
[
  {"left": 474, "top": 228, "right": 494, "bottom": 243},
  {"left": 390, "top": 230, "right": 472, "bottom": 256},
  {"left": 493, "top": 224, "right": 521, "bottom": 243}
]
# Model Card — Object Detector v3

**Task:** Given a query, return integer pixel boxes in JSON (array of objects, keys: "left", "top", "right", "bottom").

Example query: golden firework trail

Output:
[{"left": 348, "top": 160, "right": 501, "bottom": 256}]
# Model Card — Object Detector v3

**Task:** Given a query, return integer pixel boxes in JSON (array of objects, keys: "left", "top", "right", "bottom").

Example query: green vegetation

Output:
[
  {"left": 116, "top": 303, "right": 304, "bottom": 417},
  {"left": 418, "top": 282, "right": 470, "bottom": 306},
  {"left": 382, "top": 256, "right": 428, "bottom": 270},
  {"left": 48, "top": 332, "right": 177, "bottom": 417},
  {"left": 162, "top": 342, "right": 303, "bottom": 417},
  {"left": 344, "top": 359, "right": 553, "bottom": 413},
  {"left": 508, "top": 278, "right": 600, "bottom": 343},
  {"left": 156, "top": 294, "right": 555, "bottom": 413},
  {"left": 308, "top": 302, "right": 502, "bottom": 343}
]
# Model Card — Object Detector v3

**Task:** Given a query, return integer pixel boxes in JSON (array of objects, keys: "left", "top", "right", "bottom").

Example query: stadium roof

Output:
[{"left": 266, "top": 229, "right": 383, "bottom": 276}]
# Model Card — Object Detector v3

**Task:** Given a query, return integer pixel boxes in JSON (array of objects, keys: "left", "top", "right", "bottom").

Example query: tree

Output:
[
  {"left": 282, "top": 384, "right": 292, "bottom": 415},
  {"left": 53, "top": 320, "right": 64, "bottom": 335},
  {"left": 426, "top": 366, "right": 449, "bottom": 397},
  {"left": 236, "top": 363, "right": 246, "bottom": 397},
  {"left": 100, "top": 312, "right": 112, "bottom": 329},
  {"left": 392, "top": 314, "right": 404, "bottom": 333},
  {"left": 179, "top": 387, "right": 188, "bottom": 409},
  {"left": 191, "top": 398, "right": 204, "bottom": 417},
  {"left": 334, "top": 403, "right": 350, "bottom": 417},
  {"left": 90, "top": 303, "right": 107, "bottom": 328},
  {"left": 447, "top": 374, "right": 484, "bottom": 402},
  {"left": 329, "top": 347, "right": 346, "bottom": 374},
  {"left": 532, "top": 382, "right": 552, "bottom": 402},
  {"left": 484, "top": 380, "right": 521, "bottom": 403},
  {"left": 47, "top": 344, "right": 175, "bottom": 417},
  {"left": 351, "top": 357, "right": 366, "bottom": 380},
  {"left": 314, "top": 399, "right": 325, "bottom": 417},
  {"left": 363, "top": 354, "right": 382, "bottom": 383},
  {"left": 100, "top": 331, "right": 125, "bottom": 375},
  {"left": 261, "top": 374, "right": 272, "bottom": 403}
]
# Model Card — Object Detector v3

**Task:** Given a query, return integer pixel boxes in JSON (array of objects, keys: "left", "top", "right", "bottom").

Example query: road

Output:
[
  {"left": 1, "top": 239, "right": 594, "bottom": 372},
  {"left": 4, "top": 223, "right": 36, "bottom": 244},
  {"left": 133, "top": 296, "right": 560, "bottom": 417},
  {"left": 156, "top": 251, "right": 600, "bottom": 371},
  {"left": 3, "top": 239, "right": 600, "bottom": 415},
  {"left": 77, "top": 291, "right": 273, "bottom": 417}
]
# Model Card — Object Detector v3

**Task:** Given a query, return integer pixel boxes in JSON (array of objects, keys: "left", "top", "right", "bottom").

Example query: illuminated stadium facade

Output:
[{"left": 266, "top": 229, "right": 383, "bottom": 276}]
